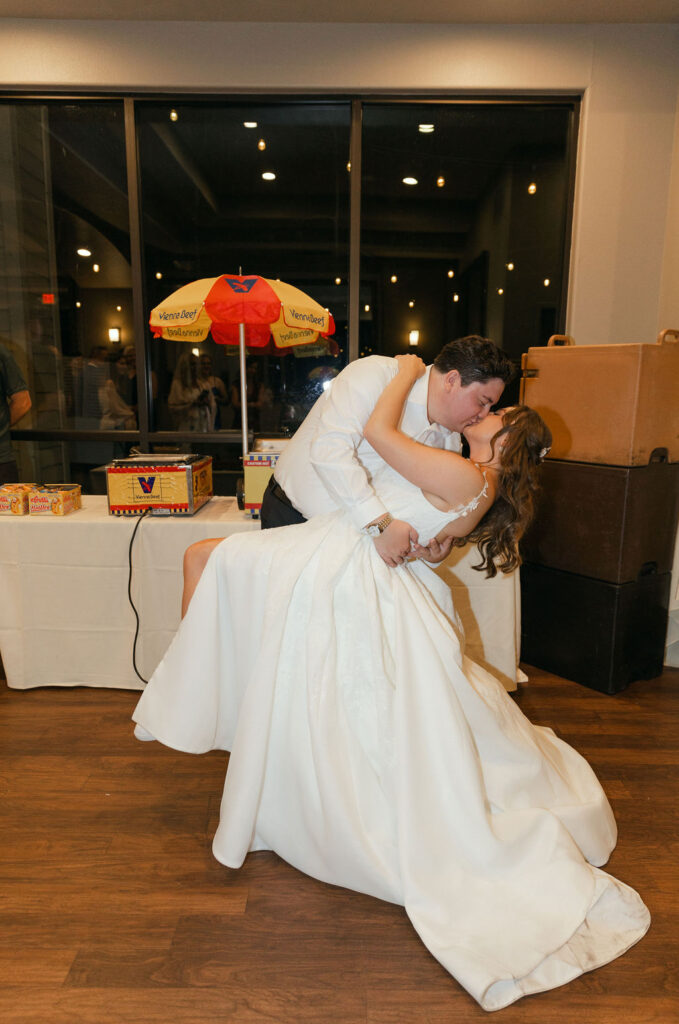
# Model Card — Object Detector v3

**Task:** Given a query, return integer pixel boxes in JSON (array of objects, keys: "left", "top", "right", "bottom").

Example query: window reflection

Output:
[
  {"left": 168, "top": 352, "right": 217, "bottom": 432},
  {"left": 137, "top": 100, "right": 351, "bottom": 432},
  {"left": 360, "top": 103, "right": 573, "bottom": 368},
  {"left": 13, "top": 439, "right": 126, "bottom": 494},
  {"left": 5, "top": 95, "right": 577, "bottom": 488},
  {"left": 0, "top": 99, "right": 134, "bottom": 479}
]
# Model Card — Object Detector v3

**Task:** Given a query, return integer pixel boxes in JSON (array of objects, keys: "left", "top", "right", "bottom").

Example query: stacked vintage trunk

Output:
[{"left": 519, "top": 331, "right": 679, "bottom": 693}]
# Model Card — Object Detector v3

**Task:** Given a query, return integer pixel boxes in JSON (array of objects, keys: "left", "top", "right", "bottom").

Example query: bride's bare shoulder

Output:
[
  {"left": 427, "top": 459, "right": 495, "bottom": 538},
  {"left": 436, "top": 455, "right": 488, "bottom": 506}
]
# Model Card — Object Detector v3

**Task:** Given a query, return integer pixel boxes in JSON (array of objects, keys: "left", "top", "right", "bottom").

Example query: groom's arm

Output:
[
  {"left": 307, "top": 359, "right": 426, "bottom": 564},
  {"left": 309, "top": 357, "right": 398, "bottom": 531}
]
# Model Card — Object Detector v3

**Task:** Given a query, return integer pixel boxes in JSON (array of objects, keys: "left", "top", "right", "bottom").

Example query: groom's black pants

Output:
[{"left": 260, "top": 474, "right": 307, "bottom": 530}]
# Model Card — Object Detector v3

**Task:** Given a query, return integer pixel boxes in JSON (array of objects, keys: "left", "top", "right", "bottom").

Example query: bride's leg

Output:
[{"left": 182, "top": 537, "right": 223, "bottom": 618}]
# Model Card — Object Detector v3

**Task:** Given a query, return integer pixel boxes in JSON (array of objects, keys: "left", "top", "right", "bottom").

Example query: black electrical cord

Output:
[{"left": 127, "top": 507, "right": 153, "bottom": 684}]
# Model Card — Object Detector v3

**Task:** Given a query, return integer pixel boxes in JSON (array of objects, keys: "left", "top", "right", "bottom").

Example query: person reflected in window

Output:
[
  {"left": 73, "top": 345, "right": 109, "bottom": 428},
  {"left": 98, "top": 378, "right": 136, "bottom": 431},
  {"left": 0, "top": 342, "right": 31, "bottom": 484},
  {"left": 231, "top": 359, "right": 281, "bottom": 433},
  {"left": 168, "top": 351, "right": 216, "bottom": 432},
  {"left": 230, "top": 359, "right": 261, "bottom": 433},
  {"left": 114, "top": 345, "right": 138, "bottom": 421},
  {"left": 113, "top": 344, "right": 158, "bottom": 428},
  {"left": 199, "top": 353, "right": 230, "bottom": 430}
]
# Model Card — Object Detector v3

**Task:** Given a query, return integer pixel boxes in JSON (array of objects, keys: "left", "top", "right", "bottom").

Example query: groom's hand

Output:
[
  {"left": 411, "top": 535, "right": 454, "bottom": 564},
  {"left": 374, "top": 519, "right": 418, "bottom": 567}
]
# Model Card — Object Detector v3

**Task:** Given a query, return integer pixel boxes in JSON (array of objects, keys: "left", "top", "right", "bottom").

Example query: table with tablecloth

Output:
[
  {"left": 0, "top": 496, "right": 258, "bottom": 690},
  {"left": 1, "top": 494, "right": 526, "bottom": 691}
]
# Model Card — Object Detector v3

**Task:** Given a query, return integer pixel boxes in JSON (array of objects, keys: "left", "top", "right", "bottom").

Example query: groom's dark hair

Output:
[{"left": 434, "top": 335, "right": 516, "bottom": 387}]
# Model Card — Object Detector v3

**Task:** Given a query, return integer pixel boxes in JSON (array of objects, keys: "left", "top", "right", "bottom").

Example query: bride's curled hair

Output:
[{"left": 456, "top": 405, "right": 552, "bottom": 578}]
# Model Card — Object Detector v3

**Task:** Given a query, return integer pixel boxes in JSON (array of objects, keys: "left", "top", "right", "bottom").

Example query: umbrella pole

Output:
[{"left": 239, "top": 321, "right": 249, "bottom": 460}]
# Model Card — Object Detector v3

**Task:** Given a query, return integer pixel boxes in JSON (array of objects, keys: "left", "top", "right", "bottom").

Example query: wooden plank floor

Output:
[{"left": 1, "top": 667, "right": 678, "bottom": 1024}]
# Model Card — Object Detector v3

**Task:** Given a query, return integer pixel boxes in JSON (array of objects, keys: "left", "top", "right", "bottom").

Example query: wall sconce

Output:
[
  {"left": 108, "top": 327, "right": 121, "bottom": 343},
  {"left": 409, "top": 330, "right": 419, "bottom": 346}
]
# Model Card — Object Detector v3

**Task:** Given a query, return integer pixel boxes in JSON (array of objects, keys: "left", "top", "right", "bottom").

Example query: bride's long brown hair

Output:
[{"left": 452, "top": 405, "right": 552, "bottom": 578}]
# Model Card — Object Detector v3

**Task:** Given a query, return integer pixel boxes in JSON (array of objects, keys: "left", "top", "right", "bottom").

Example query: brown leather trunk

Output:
[
  {"left": 521, "top": 459, "right": 679, "bottom": 584},
  {"left": 520, "top": 563, "right": 671, "bottom": 694},
  {"left": 520, "top": 329, "right": 679, "bottom": 466}
]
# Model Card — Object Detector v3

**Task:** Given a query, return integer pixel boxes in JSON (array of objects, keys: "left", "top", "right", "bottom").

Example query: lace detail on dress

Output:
[{"left": 448, "top": 470, "right": 488, "bottom": 520}]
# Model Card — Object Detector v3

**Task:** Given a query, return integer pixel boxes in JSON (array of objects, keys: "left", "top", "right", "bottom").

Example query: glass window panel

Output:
[
  {"left": 137, "top": 100, "right": 351, "bottom": 436},
  {"left": 360, "top": 103, "right": 575, "bottom": 377},
  {"left": 13, "top": 437, "right": 244, "bottom": 497},
  {"left": 0, "top": 99, "right": 133, "bottom": 472},
  {"left": 13, "top": 438, "right": 132, "bottom": 494}
]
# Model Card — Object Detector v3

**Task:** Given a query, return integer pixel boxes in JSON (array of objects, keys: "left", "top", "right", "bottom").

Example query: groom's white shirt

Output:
[{"left": 274, "top": 355, "right": 461, "bottom": 530}]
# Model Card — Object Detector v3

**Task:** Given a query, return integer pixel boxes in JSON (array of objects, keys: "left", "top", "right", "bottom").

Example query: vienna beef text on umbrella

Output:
[{"left": 150, "top": 274, "right": 336, "bottom": 456}]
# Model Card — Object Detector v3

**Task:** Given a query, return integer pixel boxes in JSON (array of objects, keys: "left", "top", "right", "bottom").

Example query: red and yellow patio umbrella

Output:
[{"left": 150, "top": 274, "right": 336, "bottom": 456}]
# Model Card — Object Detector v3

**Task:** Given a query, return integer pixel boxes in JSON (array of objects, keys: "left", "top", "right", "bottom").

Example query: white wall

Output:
[
  {"left": 658, "top": 83, "right": 679, "bottom": 334},
  {"left": 0, "top": 19, "right": 677, "bottom": 345}
]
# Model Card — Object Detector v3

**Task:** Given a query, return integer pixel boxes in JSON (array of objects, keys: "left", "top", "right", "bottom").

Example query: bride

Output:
[{"left": 132, "top": 355, "right": 649, "bottom": 1012}]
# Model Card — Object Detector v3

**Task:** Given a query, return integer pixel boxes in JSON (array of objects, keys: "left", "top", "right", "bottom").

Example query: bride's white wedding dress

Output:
[{"left": 132, "top": 460, "right": 650, "bottom": 1012}]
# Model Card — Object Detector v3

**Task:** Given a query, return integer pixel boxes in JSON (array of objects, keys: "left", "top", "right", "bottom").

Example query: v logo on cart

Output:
[
  {"left": 226, "top": 277, "right": 258, "bottom": 293},
  {"left": 138, "top": 476, "right": 156, "bottom": 494}
]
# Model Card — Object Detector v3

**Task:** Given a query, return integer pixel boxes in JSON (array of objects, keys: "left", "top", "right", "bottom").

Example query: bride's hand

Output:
[
  {"left": 373, "top": 519, "right": 419, "bottom": 567},
  {"left": 395, "top": 354, "right": 426, "bottom": 379}
]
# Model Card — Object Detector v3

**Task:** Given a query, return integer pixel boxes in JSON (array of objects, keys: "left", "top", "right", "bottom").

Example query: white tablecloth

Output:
[
  {"left": 434, "top": 548, "right": 522, "bottom": 691},
  {"left": 0, "top": 496, "right": 258, "bottom": 690},
  {"left": 665, "top": 524, "right": 679, "bottom": 668},
  {"left": 0, "top": 495, "right": 522, "bottom": 691}
]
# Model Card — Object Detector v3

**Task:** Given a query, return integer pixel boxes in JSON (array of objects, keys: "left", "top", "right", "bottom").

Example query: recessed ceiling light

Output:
[
  {"left": 77, "top": 247, "right": 91, "bottom": 257},
  {"left": 258, "top": 139, "right": 266, "bottom": 151},
  {"left": 453, "top": 294, "right": 460, "bottom": 303},
  {"left": 93, "top": 264, "right": 100, "bottom": 273},
  {"left": 506, "top": 262, "right": 515, "bottom": 271},
  {"left": 447, "top": 269, "right": 455, "bottom": 278},
  {"left": 528, "top": 182, "right": 537, "bottom": 194},
  {"left": 402, "top": 177, "right": 418, "bottom": 186},
  {"left": 408, "top": 300, "right": 414, "bottom": 308},
  {"left": 390, "top": 275, "right": 398, "bottom": 283},
  {"left": 75, "top": 301, "right": 82, "bottom": 308},
  {"left": 543, "top": 278, "right": 551, "bottom": 287},
  {"left": 436, "top": 176, "right": 445, "bottom": 188},
  {"left": 364, "top": 304, "right": 370, "bottom": 312},
  {"left": 155, "top": 271, "right": 163, "bottom": 279},
  {"left": 497, "top": 289, "right": 504, "bottom": 296},
  {"left": 418, "top": 124, "right": 435, "bottom": 134},
  {"left": 262, "top": 172, "right": 276, "bottom": 181},
  {"left": 243, "top": 121, "right": 258, "bottom": 128},
  {"left": 335, "top": 277, "right": 341, "bottom": 285},
  {"left": 116, "top": 305, "right": 122, "bottom": 311},
  {"left": 169, "top": 109, "right": 178, "bottom": 122}
]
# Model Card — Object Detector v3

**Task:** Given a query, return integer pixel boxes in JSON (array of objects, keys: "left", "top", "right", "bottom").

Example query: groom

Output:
[{"left": 261, "top": 335, "right": 515, "bottom": 566}]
